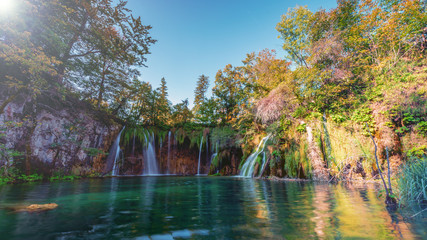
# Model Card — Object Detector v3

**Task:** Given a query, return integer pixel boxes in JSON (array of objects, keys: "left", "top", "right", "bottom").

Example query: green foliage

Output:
[
  {"left": 280, "top": 140, "right": 310, "bottom": 178},
  {"left": 417, "top": 121, "right": 427, "bottom": 136},
  {"left": 406, "top": 145, "right": 427, "bottom": 158},
  {"left": 210, "top": 154, "right": 220, "bottom": 169},
  {"left": 49, "top": 175, "right": 81, "bottom": 181},
  {"left": 308, "top": 112, "right": 323, "bottom": 120},
  {"left": 171, "top": 99, "right": 193, "bottom": 126},
  {"left": 397, "top": 156, "right": 427, "bottom": 206},
  {"left": 276, "top": 5, "right": 312, "bottom": 67},
  {"left": 16, "top": 174, "right": 43, "bottom": 182},
  {"left": 395, "top": 126, "right": 410, "bottom": 135},
  {"left": 255, "top": 155, "right": 263, "bottom": 165},
  {"left": 0, "top": 165, "right": 42, "bottom": 184},
  {"left": 210, "top": 126, "right": 238, "bottom": 150},
  {"left": 390, "top": 93, "right": 427, "bottom": 136},
  {"left": 351, "top": 108, "right": 376, "bottom": 136},
  {"left": 0, "top": 121, "right": 23, "bottom": 176},
  {"left": 84, "top": 147, "right": 108, "bottom": 157},
  {"left": 128, "top": 80, "right": 171, "bottom": 126},
  {"left": 331, "top": 114, "right": 346, "bottom": 124},
  {"left": 212, "top": 64, "right": 246, "bottom": 125},
  {"left": 266, "top": 121, "right": 282, "bottom": 135},
  {"left": 296, "top": 123, "right": 307, "bottom": 133},
  {"left": 121, "top": 127, "right": 154, "bottom": 148},
  {"left": 193, "top": 75, "right": 210, "bottom": 117},
  {"left": 280, "top": 118, "right": 292, "bottom": 132}
]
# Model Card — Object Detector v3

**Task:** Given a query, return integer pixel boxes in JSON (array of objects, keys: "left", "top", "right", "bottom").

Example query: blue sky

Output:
[{"left": 126, "top": 0, "right": 337, "bottom": 106}]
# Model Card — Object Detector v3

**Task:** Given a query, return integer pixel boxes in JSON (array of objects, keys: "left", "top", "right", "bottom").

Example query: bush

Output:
[
  {"left": 397, "top": 156, "right": 427, "bottom": 206},
  {"left": 417, "top": 121, "right": 427, "bottom": 136}
]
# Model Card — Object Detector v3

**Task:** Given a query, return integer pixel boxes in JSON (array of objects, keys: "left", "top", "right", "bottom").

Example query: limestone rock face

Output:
[{"left": 0, "top": 87, "right": 120, "bottom": 175}]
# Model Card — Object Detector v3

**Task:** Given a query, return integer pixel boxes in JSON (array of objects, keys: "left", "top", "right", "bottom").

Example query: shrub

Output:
[{"left": 417, "top": 121, "right": 427, "bottom": 136}]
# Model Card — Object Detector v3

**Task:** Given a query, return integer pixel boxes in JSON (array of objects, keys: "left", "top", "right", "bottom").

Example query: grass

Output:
[{"left": 396, "top": 156, "right": 427, "bottom": 206}]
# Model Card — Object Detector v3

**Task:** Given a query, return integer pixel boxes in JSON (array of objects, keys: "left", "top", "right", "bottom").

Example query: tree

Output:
[
  {"left": 196, "top": 97, "right": 220, "bottom": 125},
  {"left": 212, "top": 64, "right": 245, "bottom": 125},
  {"left": 193, "top": 74, "right": 210, "bottom": 121},
  {"left": 194, "top": 75, "right": 210, "bottom": 109},
  {"left": 156, "top": 77, "right": 171, "bottom": 125},
  {"left": 129, "top": 80, "right": 154, "bottom": 125},
  {"left": 241, "top": 49, "right": 291, "bottom": 100},
  {"left": 2, "top": 0, "right": 156, "bottom": 102},
  {"left": 0, "top": 0, "right": 58, "bottom": 98},
  {"left": 276, "top": 6, "right": 313, "bottom": 67},
  {"left": 171, "top": 99, "right": 193, "bottom": 125}
]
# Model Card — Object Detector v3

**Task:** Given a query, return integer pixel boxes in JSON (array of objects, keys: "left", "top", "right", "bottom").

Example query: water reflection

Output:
[
  {"left": 312, "top": 184, "right": 333, "bottom": 239},
  {"left": 0, "top": 177, "right": 425, "bottom": 239}
]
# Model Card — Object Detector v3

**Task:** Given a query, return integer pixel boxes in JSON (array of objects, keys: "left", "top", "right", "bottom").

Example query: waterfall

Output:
[
  {"left": 167, "top": 131, "right": 171, "bottom": 174},
  {"left": 132, "top": 128, "right": 136, "bottom": 156},
  {"left": 173, "top": 132, "right": 177, "bottom": 173},
  {"left": 111, "top": 127, "right": 125, "bottom": 176},
  {"left": 208, "top": 142, "right": 219, "bottom": 174},
  {"left": 205, "top": 136, "right": 209, "bottom": 169},
  {"left": 142, "top": 132, "right": 159, "bottom": 175},
  {"left": 239, "top": 134, "right": 271, "bottom": 177},
  {"left": 258, "top": 152, "right": 267, "bottom": 177},
  {"left": 197, "top": 136, "right": 204, "bottom": 175},
  {"left": 159, "top": 136, "right": 162, "bottom": 169}
]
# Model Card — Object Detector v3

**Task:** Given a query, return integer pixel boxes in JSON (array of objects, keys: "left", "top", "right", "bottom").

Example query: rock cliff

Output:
[{"left": 0, "top": 87, "right": 121, "bottom": 176}]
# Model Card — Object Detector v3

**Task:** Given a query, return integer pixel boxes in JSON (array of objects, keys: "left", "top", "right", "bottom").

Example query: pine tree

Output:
[{"left": 193, "top": 74, "right": 210, "bottom": 119}]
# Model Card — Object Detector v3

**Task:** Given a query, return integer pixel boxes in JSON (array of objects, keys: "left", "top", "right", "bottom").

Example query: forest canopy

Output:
[{"left": 0, "top": 0, "right": 425, "bottom": 133}]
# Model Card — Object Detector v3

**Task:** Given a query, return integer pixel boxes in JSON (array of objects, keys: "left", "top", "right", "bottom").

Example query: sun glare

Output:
[{"left": 0, "top": 0, "right": 14, "bottom": 15}]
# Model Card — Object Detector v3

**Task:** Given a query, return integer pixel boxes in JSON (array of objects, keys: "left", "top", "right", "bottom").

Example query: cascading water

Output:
[
  {"left": 159, "top": 136, "right": 162, "bottom": 168},
  {"left": 132, "top": 128, "right": 136, "bottom": 156},
  {"left": 239, "top": 134, "right": 271, "bottom": 177},
  {"left": 142, "top": 132, "right": 159, "bottom": 175},
  {"left": 173, "top": 132, "right": 177, "bottom": 172},
  {"left": 111, "top": 127, "right": 125, "bottom": 176},
  {"left": 208, "top": 142, "right": 219, "bottom": 174},
  {"left": 258, "top": 152, "right": 267, "bottom": 177},
  {"left": 197, "top": 136, "right": 204, "bottom": 175},
  {"left": 205, "top": 136, "right": 209, "bottom": 168},
  {"left": 167, "top": 131, "right": 171, "bottom": 174}
]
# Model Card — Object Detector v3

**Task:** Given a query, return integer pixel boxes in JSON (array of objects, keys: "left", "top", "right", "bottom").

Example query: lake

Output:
[{"left": 0, "top": 176, "right": 425, "bottom": 239}]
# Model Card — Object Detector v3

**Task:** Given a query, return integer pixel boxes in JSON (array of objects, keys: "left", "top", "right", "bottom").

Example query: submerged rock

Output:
[{"left": 9, "top": 203, "right": 58, "bottom": 212}]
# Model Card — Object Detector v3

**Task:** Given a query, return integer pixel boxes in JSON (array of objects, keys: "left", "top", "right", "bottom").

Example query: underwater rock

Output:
[{"left": 10, "top": 203, "right": 58, "bottom": 212}]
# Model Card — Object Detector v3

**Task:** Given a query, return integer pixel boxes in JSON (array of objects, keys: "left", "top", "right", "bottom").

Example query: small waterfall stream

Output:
[
  {"left": 197, "top": 136, "right": 203, "bottom": 175},
  {"left": 239, "top": 134, "right": 271, "bottom": 177},
  {"left": 205, "top": 136, "right": 209, "bottom": 169},
  {"left": 142, "top": 132, "right": 160, "bottom": 175},
  {"left": 208, "top": 142, "right": 218, "bottom": 173},
  {"left": 159, "top": 136, "right": 162, "bottom": 168},
  {"left": 111, "top": 127, "right": 125, "bottom": 176},
  {"left": 132, "top": 128, "right": 136, "bottom": 156},
  {"left": 167, "top": 131, "right": 171, "bottom": 174}
]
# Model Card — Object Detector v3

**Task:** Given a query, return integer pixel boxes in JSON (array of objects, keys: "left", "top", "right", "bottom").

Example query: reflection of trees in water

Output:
[
  {"left": 139, "top": 176, "right": 157, "bottom": 228},
  {"left": 104, "top": 177, "right": 119, "bottom": 236},
  {"left": 312, "top": 184, "right": 333, "bottom": 240},
  {"left": 237, "top": 178, "right": 276, "bottom": 238},
  {"left": 312, "top": 183, "right": 415, "bottom": 239}
]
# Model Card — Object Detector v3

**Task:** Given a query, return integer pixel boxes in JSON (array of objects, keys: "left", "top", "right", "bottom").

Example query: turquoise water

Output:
[{"left": 0, "top": 177, "right": 425, "bottom": 239}]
